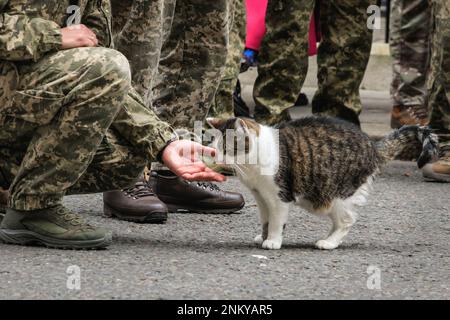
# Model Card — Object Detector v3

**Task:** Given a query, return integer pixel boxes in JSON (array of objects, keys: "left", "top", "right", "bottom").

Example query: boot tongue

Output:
[{"left": 124, "top": 180, "right": 155, "bottom": 198}]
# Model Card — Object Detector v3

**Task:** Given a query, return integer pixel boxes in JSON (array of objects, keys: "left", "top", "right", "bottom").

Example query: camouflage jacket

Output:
[{"left": 0, "top": 0, "right": 113, "bottom": 106}]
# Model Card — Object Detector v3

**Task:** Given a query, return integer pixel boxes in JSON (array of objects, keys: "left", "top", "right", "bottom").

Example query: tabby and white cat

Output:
[{"left": 207, "top": 116, "right": 438, "bottom": 250}]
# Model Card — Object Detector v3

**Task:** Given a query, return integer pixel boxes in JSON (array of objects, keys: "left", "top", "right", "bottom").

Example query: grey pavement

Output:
[{"left": 0, "top": 161, "right": 448, "bottom": 299}]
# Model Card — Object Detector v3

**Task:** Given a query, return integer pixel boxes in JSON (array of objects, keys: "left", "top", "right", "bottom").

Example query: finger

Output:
[
  {"left": 83, "top": 31, "right": 98, "bottom": 45},
  {"left": 182, "top": 172, "right": 226, "bottom": 182},
  {"left": 202, "top": 173, "right": 226, "bottom": 182},
  {"left": 181, "top": 173, "right": 205, "bottom": 181},
  {"left": 175, "top": 163, "right": 207, "bottom": 175},
  {"left": 180, "top": 173, "right": 200, "bottom": 181},
  {"left": 83, "top": 25, "right": 96, "bottom": 38},
  {"left": 204, "top": 167, "right": 226, "bottom": 176},
  {"left": 87, "top": 33, "right": 98, "bottom": 45},
  {"left": 212, "top": 173, "right": 227, "bottom": 182},
  {"left": 83, "top": 38, "right": 96, "bottom": 47}
]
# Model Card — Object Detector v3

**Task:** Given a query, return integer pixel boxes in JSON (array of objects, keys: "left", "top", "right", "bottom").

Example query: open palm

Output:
[{"left": 162, "top": 140, "right": 226, "bottom": 182}]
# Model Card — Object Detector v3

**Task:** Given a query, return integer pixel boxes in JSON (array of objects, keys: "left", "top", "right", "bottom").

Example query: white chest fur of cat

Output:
[{"left": 207, "top": 116, "right": 438, "bottom": 250}]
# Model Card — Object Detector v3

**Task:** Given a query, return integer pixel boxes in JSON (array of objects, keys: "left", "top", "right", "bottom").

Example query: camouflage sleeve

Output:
[
  {"left": 112, "top": 87, "right": 177, "bottom": 162},
  {"left": 0, "top": 1, "right": 62, "bottom": 61},
  {"left": 82, "top": 0, "right": 113, "bottom": 48}
]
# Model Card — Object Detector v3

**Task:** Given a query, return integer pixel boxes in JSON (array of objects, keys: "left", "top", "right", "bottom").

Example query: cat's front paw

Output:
[
  {"left": 315, "top": 239, "right": 339, "bottom": 250},
  {"left": 262, "top": 239, "right": 282, "bottom": 250},
  {"left": 254, "top": 234, "right": 264, "bottom": 245}
]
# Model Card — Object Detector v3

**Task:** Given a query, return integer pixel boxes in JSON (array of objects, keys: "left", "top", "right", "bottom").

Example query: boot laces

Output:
[
  {"left": 55, "top": 206, "right": 88, "bottom": 227},
  {"left": 189, "top": 181, "right": 221, "bottom": 192},
  {"left": 123, "top": 181, "right": 154, "bottom": 199}
]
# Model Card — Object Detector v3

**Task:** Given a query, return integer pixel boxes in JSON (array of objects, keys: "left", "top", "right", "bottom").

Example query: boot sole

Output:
[
  {"left": 166, "top": 203, "right": 245, "bottom": 214},
  {"left": 423, "top": 172, "right": 450, "bottom": 183},
  {"left": 104, "top": 204, "right": 167, "bottom": 224},
  {"left": 422, "top": 164, "right": 450, "bottom": 182},
  {"left": 0, "top": 229, "right": 112, "bottom": 250}
]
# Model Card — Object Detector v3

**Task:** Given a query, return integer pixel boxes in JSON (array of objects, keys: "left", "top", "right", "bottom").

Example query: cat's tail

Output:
[{"left": 375, "top": 125, "right": 439, "bottom": 168}]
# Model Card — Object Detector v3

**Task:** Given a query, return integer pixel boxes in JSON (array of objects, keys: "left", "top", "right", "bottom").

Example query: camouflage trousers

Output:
[
  {"left": 0, "top": 47, "right": 172, "bottom": 211},
  {"left": 111, "top": 0, "right": 164, "bottom": 106},
  {"left": 427, "top": 0, "right": 450, "bottom": 148},
  {"left": 253, "top": 0, "right": 374, "bottom": 125},
  {"left": 390, "top": 0, "right": 431, "bottom": 108},
  {"left": 151, "top": 0, "right": 232, "bottom": 130},
  {"left": 210, "top": 0, "right": 246, "bottom": 119},
  {"left": 312, "top": 0, "right": 374, "bottom": 126}
]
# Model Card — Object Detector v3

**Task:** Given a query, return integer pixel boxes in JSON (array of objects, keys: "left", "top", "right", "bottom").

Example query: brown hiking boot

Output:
[
  {"left": 391, "top": 104, "right": 429, "bottom": 129},
  {"left": 422, "top": 148, "right": 450, "bottom": 183},
  {"left": 103, "top": 180, "right": 168, "bottom": 223},
  {"left": 153, "top": 170, "right": 245, "bottom": 214}
]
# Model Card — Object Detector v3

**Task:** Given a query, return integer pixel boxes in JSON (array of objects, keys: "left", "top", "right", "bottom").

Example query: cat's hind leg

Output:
[{"left": 315, "top": 199, "right": 357, "bottom": 250}]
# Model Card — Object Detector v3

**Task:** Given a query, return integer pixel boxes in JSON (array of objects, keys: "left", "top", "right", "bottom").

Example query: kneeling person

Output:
[{"left": 0, "top": 1, "right": 224, "bottom": 249}]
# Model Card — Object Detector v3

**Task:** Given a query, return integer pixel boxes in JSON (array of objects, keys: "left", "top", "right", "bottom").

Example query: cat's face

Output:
[{"left": 206, "top": 117, "right": 261, "bottom": 165}]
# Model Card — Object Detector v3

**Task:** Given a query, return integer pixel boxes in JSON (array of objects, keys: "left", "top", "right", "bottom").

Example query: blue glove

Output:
[{"left": 242, "top": 48, "right": 259, "bottom": 66}]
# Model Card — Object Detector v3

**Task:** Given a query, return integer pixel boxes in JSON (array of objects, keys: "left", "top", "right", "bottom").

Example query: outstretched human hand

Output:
[{"left": 162, "top": 140, "right": 226, "bottom": 182}]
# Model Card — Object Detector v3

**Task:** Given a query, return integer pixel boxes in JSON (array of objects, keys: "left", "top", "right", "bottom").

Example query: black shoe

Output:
[
  {"left": 294, "top": 93, "right": 309, "bottom": 107},
  {"left": 233, "top": 80, "right": 252, "bottom": 118}
]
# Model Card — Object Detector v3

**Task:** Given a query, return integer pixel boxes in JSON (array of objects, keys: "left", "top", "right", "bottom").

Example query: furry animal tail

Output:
[{"left": 375, "top": 126, "right": 439, "bottom": 168}]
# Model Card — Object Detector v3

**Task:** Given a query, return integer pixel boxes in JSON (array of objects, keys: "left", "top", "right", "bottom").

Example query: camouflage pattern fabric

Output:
[
  {"left": 253, "top": 0, "right": 374, "bottom": 126},
  {"left": 151, "top": 0, "right": 232, "bottom": 130},
  {"left": 111, "top": 0, "right": 164, "bottom": 106},
  {"left": 253, "top": 0, "right": 315, "bottom": 125},
  {"left": 210, "top": 0, "right": 246, "bottom": 119},
  {"left": 390, "top": 0, "right": 431, "bottom": 108},
  {"left": 311, "top": 0, "right": 375, "bottom": 126},
  {"left": 427, "top": 0, "right": 450, "bottom": 149},
  {"left": 0, "top": 1, "right": 173, "bottom": 211}
]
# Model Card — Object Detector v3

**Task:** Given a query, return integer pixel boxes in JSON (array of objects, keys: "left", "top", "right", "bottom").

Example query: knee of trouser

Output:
[{"left": 86, "top": 48, "right": 132, "bottom": 95}]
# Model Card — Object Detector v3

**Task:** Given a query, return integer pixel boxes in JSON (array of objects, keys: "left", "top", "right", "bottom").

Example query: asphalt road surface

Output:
[{"left": 0, "top": 161, "right": 448, "bottom": 300}]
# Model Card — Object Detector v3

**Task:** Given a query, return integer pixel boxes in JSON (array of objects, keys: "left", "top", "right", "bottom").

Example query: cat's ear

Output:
[
  {"left": 235, "top": 118, "right": 251, "bottom": 138},
  {"left": 236, "top": 118, "right": 248, "bottom": 130},
  {"left": 236, "top": 118, "right": 260, "bottom": 136},
  {"left": 206, "top": 117, "right": 225, "bottom": 129}
]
